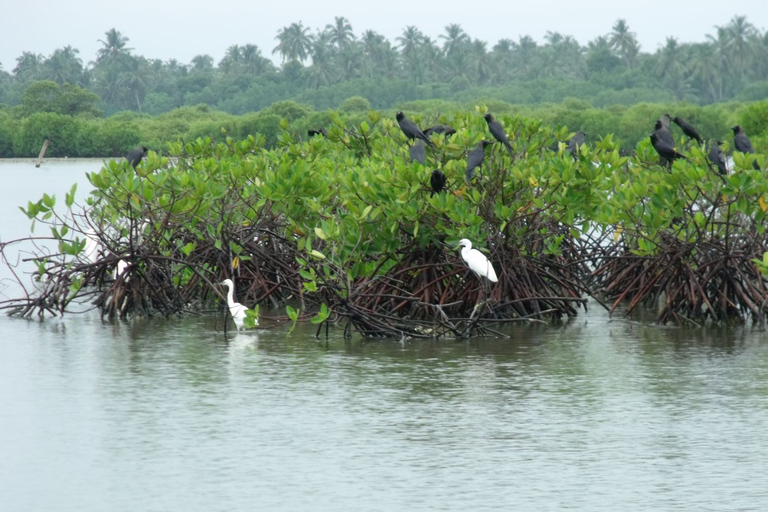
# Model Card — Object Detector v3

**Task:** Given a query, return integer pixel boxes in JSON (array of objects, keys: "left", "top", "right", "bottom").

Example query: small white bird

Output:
[
  {"left": 83, "top": 228, "right": 100, "bottom": 264},
  {"left": 458, "top": 238, "right": 498, "bottom": 283},
  {"left": 219, "top": 278, "right": 254, "bottom": 330},
  {"left": 114, "top": 259, "right": 129, "bottom": 280}
]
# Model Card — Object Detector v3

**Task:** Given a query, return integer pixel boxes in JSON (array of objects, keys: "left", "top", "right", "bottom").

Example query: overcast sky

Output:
[{"left": 1, "top": 0, "right": 765, "bottom": 72}]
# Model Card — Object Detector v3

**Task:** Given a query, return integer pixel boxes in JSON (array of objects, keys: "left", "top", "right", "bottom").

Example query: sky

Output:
[{"left": 1, "top": 0, "right": 766, "bottom": 72}]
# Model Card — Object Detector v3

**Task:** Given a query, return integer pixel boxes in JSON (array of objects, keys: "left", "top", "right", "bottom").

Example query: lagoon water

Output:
[{"left": 1, "top": 161, "right": 768, "bottom": 511}]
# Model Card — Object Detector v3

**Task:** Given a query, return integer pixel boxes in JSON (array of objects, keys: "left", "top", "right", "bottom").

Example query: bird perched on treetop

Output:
[
  {"left": 465, "top": 140, "right": 493, "bottom": 181},
  {"left": 308, "top": 128, "right": 327, "bottom": 138},
  {"left": 396, "top": 112, "right": 434, "bottom": 147},
  {"left": 732, "top": 125, "right": 760, "bottom": 170},
  {"left": 126, "top": 146, "right": 148, "bottom": 169},
  {"left": 652, "top": 119, "right": 676, "bottom": 166},
  {"left": 424, "top": 125, "right": 456, "bottom": 138},
  {"left": 672, "top": 117, "right": 703, "bottom": 144},
  {"left": 483, "top": 113, "right": 514, "bottom": 157},
  {"left": 430, "top": 169, "right": 446, "bottom": 196},
  {"left": 458, "top": 238, "right": 498, "bottom": 283},
  {"left": 409, "top": 139, "right": 426, "bottom": 164},
  {"left": 707, "top": 140, "right": 728, "bottom": 175},
  {"left": 650, "top": 133, "right": 688, "bottom": 166},
  {"left": 568, "top": 131, "right": 587, "bottom": 158}
]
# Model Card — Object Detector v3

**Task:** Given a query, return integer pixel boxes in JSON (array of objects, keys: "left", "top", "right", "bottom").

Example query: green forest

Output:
[{"left": 1, "top": 16, "right": 767, "bottom": 158}]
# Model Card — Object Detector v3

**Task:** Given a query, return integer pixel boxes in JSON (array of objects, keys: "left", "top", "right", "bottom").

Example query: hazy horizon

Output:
[{"left": 2, "top": 0, "right": 766, "bottom": 72}]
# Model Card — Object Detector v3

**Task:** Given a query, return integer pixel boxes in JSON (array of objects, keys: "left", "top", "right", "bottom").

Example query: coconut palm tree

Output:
[
  {"left": 190, "top": 54, "right": 214, "bottom": 73},
  {"left": 609, "top": 19, "right": 640, "bottom": 68},
  {"left": 326, "top": 16, "right": 355, "bottom": 49},
  {"left": 273, "top": 22, "right": 312, "bottom": 63},
  {"left": 13, "top": 52, "right": 44, "bottom": 82},
  {"left": 120, "top": 56, "right": 152, "bottom": 111},
  {"left": 96, "top": 28, "right": 133, "bottom": 65}
]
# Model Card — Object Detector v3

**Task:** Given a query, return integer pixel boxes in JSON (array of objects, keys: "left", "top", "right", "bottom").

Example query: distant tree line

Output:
[{"left": 1, "top": 16, "right": 768, "bottom": 117}]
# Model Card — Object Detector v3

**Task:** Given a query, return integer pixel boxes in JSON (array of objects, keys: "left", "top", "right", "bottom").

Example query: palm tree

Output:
[
  {"left": 396, "top": 26, "right": 427, "bottom": 83},
  {"left": 326, "top": 16, "right": 355, "bottom": 49},
  {"left": 337, "top": 42, "right": 364, "bottom": 81},
  {"left": 706, "top": 26, "right": 733, "bottom": 98},
  {"left": 469, "top": 39, "right": 490, "bottom": 83},
  {"left": 190, "top": 54, "right": 214, "bottom": 73},
  {"left": 609, "top": 19, "right": 640, "bottom": 68},
  {"left": 43, "top": 46, "right": 84, "bottom": 85},
  {"left": 688, "top": 43, "right": 722, "bottom": 102},
  {"left": 512, "top": 35, "right": 539, "bottom": 80},
  {"left": 13, "top": 52, "right": 44, "bottom": 82},
  {"left": 654, "top": 37, "right": 684, "bottom": 79},
  {"left": 241, "top": 45, "right": 274, "bottom": 75},
  {"left": 440, "top": 24, "right": 470, "bottom": 58},
  {"left": 120, "top": 56, "right": 152, "bottom": 111},
  {"left": 585, "top": 36, "right": 620, "bottom": 75},
  {"left": 440, "top": 24, "right": 471, "bottom": 78},
  {"left": 96, "top": 29, "right": 133, "bottom": 65},
  {"left": 273, "top": 22, "right": 312, "bottom": 63},
  {"left": 724, "top": 15, "right": 757, "bottom": 79},
  {"left": 490, "top": 39, "right": 514, "bottom": 83},
  {"left": 219, "top": 44, "right": 243, "bottom": 74},
  {"left": 306, "top": 32, "right": 334, "bottom": 88}
]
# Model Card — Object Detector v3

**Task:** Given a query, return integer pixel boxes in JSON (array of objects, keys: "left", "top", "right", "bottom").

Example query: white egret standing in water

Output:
[
  {"left": 219, "top": 279, "right": 254, "bottom": 331},
  {"left": 458, "top": 238, "right": 498, "bottom": 283}
]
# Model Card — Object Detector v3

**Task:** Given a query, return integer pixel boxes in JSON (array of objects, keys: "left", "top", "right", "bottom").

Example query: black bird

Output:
[
  {"left": 567, "top": 131, "right": 587, "bottom": 158},
  {"left": 650, "top": 133, "right": 688, "bottom": 165},
  {"left": 308, "top": 128, "right": 327, "bottom": 138},
  {"left": 653, "top": 119, "right": 676, "bottom": 165},
  {"left": 483, "top": 113, "right": 514, "bottom": 157},
  {"left": 430, "top": 169, "right": 446, "bottom": 196},
  {"left": 732, "top": 125, "right": 760, "bottom": 170},
  {"left": 653, "top": 120, "right": 675, "bottom": 147},
  {"left": 126, "top": 146, "right": 148, "bottom": 169},
  {"left": 672, "top": 117, "right": 703, "bottom": 144},
  {"left": 396, "top": 112, "right": 434, "bottom": 147},
  {"left": 465, "top": 140, "right": 493, "bottom": 181},
  {"left": 424, "top": 124, "right": 456, "bottom": 137},
  {"left": 707, "top": 140, "right": 728, "bottom": 175},
  {"left": 409, "top": 139, "right": 426, "bottom": 164}
]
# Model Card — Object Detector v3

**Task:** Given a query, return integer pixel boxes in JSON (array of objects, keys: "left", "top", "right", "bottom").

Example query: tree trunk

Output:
[{"left": 35, "top": 138, "right": 50, "bottom": 168}]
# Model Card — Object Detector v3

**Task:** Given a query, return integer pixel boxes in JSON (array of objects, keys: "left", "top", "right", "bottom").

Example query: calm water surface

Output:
[{"left": 1, "top": 161, "right": 768, "bottom": 511}]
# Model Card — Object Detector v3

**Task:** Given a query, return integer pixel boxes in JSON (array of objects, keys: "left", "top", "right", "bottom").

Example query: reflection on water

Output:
[
  {"left": 1, "top": 306, "right": 767, "bottom": 512},
  {"left": 2, "top": 161, "right": 768, "bottom": 511}
]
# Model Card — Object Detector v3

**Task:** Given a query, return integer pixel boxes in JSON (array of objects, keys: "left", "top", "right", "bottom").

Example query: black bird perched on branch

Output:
[
  {"left": 652, "top": 119, "right": 676, "bottom": 166},
  {"left": 126, "top": 146, "right": 148, "bottom": 169},
  {"left": 483, "top": 113, "right": 514, "bottom": 157},
  {"left": 396, "top": 112, "right": 434, "bottom": 147},
  {"left": 650, "top": 133, "right": 688, "bottom": 166},
  {"left": 732, "top": 125, "right": 760, "bottom": 170},
  {"left": 430, "top": 169, "right": 446, "bottom": 196},
  {"left": 409, "top": 139, "right": 426, "bottom": 164},
  {"left": 465, "top": 140, "right": 493, "bottom": 181},
  {"left": 653, "top": 120, "right": 675, "bottom": 147},
  {"left": 424, "top": 124, "right": 456, "bottom": 137},
  {"left": 672, "top": 117, "right": 703, "bottom": 144},
  {"left": 567, "top": 131, "right": 587, "bottom": 158},
  {"left": 308, "top": 128, "right": 327, "bottom": 138},
  {"left": 707, "top": 140, "right": 728, "bottom": 175}
]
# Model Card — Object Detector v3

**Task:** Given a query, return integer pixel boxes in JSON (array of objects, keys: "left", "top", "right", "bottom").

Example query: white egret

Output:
[
  {"left": 114, "top": 259, "right": 129, "bottom": 280},
  {"left": 219, "top": 278, "right": 255, "bottom": 331},
  {"left": 458, "top": 238, "right": 498, "bottom": 283},
  {"left": 83, "top": 228, "right": 100, "bottom": 264}
]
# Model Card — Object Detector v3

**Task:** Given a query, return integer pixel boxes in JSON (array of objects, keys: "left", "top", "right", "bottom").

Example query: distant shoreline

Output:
[{"left": 0, "top": 158, "right": 111, "bottom": 164}]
